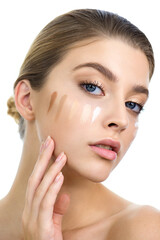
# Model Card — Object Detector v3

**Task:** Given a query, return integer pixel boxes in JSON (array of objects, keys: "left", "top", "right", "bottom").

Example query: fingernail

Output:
[
  {"left": 55, "top": 172, "right": 62, "bottom": 182},
  {"left": 40, "top": 141, "right": 45, "bottom": 154},
  {"left": 44, "top": 136, "right": 51, "bottom": 149},
  {"left": 55, "top": 152, "right": 65, "bottom": 162}
]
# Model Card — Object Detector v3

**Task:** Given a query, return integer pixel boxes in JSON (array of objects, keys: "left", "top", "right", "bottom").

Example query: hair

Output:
[{"left": 7, "top": 9, "right": 155, "bottom": 139}]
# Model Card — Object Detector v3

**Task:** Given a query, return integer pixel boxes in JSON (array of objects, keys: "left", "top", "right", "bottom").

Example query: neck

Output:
[
  {"left": 9, "top": 124, "right": 41, "bottom": 202},
  {"left": 60, "top": 166, "right": 103, "bottom": 232},
  {"left": 0, "top": 123, "right": 40, "bottom": 238}
]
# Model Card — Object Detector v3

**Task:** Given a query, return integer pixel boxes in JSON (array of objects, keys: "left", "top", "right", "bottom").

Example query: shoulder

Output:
[
  {"left": 108, "top": 204, "right": 160, "bottom": 240},
  {"left": 128, "top": 205, "right": 160, "bottom": 239}
]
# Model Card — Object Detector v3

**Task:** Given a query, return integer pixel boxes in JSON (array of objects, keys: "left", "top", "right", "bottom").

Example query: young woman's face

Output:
[{"left": 33, "top": 38, "right": 149, "bottom": 182}]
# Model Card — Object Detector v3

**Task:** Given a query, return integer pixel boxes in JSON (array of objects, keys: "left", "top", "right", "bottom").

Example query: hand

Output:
[{"left": 22, "top": 136, "right": 70, "bottom": 240}]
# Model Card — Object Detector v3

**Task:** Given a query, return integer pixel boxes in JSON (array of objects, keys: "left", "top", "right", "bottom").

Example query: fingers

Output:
[
  {"left": 31, "top": 152, "right": 67, "bottom": 221},
  {"left": 24, "top": 136, "right": 67, "bottom": 220},
  {"left": 38, "top": 172, "right": 64, "bottom": 226},
  {"left": 22, "top": 136, "right": 69, "bottom": 240},
  {"left": 53, "top": 193, "right": 70, "bottom": 226},
  {"left": 54, "top": 193, "right": 70, "bottom": 215},
  {"left": 25, "top": 136, "right": 55, "bottom": 208}
]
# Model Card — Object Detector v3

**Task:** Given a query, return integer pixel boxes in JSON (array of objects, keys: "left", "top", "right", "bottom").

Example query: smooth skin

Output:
[
  {"left": 22, "top": 136, "right": 160, "bottom": 240},
  {"left": 0, "top": 38, "right": 160, "bottom": 240},
  {"left": 22, "top": 137, "right": 70, "bottom": 240}
]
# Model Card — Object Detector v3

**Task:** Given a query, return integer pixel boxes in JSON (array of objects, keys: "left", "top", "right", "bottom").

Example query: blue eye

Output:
[
  {"left": 125, "top": 101, "right": 143, "bottom": 114},
  {"left": 80, "top": 81, "right": 104, "bottom": 96}
]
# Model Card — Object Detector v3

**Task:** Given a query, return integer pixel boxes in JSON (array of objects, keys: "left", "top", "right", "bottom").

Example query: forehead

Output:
[{"left": 48, "top": 38, "right": 150, "bottom": 88}]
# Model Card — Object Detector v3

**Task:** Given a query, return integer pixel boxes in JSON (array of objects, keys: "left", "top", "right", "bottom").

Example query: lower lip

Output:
[{"left": 89, "top": 145, "right": 117, "bottom": 161}]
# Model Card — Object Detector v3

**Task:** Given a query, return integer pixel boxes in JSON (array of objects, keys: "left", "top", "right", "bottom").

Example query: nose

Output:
[{"left": 103, "top": 102, "right": 129, "bottom": 133}]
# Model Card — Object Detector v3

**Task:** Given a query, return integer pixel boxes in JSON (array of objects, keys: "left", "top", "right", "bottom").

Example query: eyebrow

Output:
[
  {"left": 73, "top": 62, "right": 118, "bottom": 82},
  {"left": 131, "top": 85, "right": 149, "bottom": 98},
  {"left": 73, "top": 62, "right": 149, "bottom": 98}
]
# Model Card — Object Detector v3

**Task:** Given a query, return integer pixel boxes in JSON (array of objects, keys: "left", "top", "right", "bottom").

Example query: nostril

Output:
[{"left": 108, "top": 123, "right": 117, "bottom": 127}]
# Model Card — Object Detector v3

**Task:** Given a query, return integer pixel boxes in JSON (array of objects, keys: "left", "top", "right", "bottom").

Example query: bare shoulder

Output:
[
  {"left": 127, "top": 205, "right": 160, "bottom": 239},
  {"left": 108, "top": 204, "right": 160, "bottom": 240}
]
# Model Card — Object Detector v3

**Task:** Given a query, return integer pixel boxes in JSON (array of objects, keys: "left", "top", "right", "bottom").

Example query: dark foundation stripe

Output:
[
  {"left": 48, "top": 91, "right": 57, "bottom": 113},
  {"left": 55, "top": 94, "right": 67, "bottom": 120}
]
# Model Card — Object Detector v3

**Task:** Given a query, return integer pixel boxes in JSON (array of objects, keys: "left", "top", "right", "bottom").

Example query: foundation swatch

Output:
[
  {"left": 80, "top": 104, "right": 92, "bottom": 124},
  {"left": 48, "top": 91, "right": 57, "bottom": 113},
  {"left": 135, "top": 121, "right": 139, "bottom": 128},
  {"left": 69, "top": 99, "right": 80, "bottom": 120},
  {"left": 91, "top": 106, "right": 101, "bottom": 123},
  {"left": 55, "top": 94, "right": 67, "bottom": 121}
]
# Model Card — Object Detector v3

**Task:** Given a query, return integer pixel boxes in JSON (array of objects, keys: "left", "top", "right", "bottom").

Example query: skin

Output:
[{"left": 0, "top": 38, "right": 160, "bottom": 240}]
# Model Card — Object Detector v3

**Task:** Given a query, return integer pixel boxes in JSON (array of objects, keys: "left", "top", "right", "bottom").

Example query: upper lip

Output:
[{"left": 89, "top": 139, "right": 121, "bottom": 154}]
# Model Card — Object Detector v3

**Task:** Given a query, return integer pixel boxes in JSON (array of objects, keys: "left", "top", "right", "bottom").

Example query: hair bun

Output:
[{"left": 7, "top": 97, "right": 21, "bottom": 123}]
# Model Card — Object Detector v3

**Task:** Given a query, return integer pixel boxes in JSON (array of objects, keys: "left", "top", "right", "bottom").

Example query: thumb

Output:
[{"left": 53, "top": 193, "right": 70, "bottom": 226}]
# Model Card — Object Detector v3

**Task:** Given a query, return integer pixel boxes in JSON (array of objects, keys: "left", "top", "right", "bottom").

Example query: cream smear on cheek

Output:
[
  {"left": 91, "top": 106, "right": 101, "bottom": 123},
  {"left": 135, "top": 121, "right": 139, "bottom": 129},
  {"left": 69, "top": 99, "right": 80, "bottom": 120},
  {"left": 47, "top": 91, "right": 68, "bottom": 121},
  {"left": 68, "top": 101, "right": 102, "bottom": 125},
  {"left": 133, "top": 120, "right": 139, "bottom": 138},
  {"left": 47, "top": 91, "right": 58, "bottom": 112},
  {"left": 48, "top": 91, "right": 102, "bottom": 125},
  {"left": 80, "top": 104, "right": 92, "bottom": 123}
]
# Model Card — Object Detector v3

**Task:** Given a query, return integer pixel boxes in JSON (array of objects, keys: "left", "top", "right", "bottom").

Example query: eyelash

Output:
[
  {"left": 79, "top": 80, "right": 105, "bottom": 95},
  {"left": 79, "top": 80, "right": 145, "bottom": 114},
  {"left": 125, "top": 101, "right": 144, "bottom": 114}
]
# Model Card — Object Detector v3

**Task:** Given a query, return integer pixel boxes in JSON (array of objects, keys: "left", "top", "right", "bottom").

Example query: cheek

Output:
[
  {"left": 43, "top": 93, "right": 102, "bottom": 157},
  {"left": 131, "top": 119, "right": 139, "bottom": 140},
  {"left": 113, "top": 119, "right": 139, "bottom": 170},
  {"left": 123, "top": 118, "right": 139, "bottom": 151},
  {"left": 48, "top": 92, "right": 102, "bottom": 129}
]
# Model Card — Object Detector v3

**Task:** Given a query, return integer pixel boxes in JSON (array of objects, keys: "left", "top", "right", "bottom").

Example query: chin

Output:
[
  {"left": 89, "top": 172, "right": 111, "bottom": 183},
  {"left": 62, "top": 150, "right": 116, "bottom": 183},
  {"left": 80, "top": 162, "right": 113, "bottom": 183}
]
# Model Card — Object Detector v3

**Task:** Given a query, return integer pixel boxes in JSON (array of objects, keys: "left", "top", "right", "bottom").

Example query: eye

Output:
[
  {"left": 80, "top": 80, "right": 104, "bottom": 96},
  {"left": 125, "top": 101, "right": 144, "bottom": 114}
]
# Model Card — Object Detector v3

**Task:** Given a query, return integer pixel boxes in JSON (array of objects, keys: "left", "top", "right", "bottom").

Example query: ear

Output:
[{"left": 14, "top": 80, "right": 35, "bottom": 121}]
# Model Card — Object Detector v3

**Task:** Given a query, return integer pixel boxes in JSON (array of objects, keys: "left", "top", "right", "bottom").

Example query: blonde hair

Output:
[
  {"left": 7, "top": 97, "right": 20, "bottom": 123},
  {"left": 7, "top": 9, "right": 154, "bottom": 139}
]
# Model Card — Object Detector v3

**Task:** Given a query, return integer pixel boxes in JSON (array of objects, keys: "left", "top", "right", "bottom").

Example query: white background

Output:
[{"left": 0, "top": 0, "right": 159, "bottom": 209}]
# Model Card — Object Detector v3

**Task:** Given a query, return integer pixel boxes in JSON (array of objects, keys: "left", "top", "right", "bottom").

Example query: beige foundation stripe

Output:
[
  {"left": 55, "top": 94, "right": 67, "bottom": 121},
  {"left": 80, "top": 104, "right": 92, "bottom": 124},
  {"left": 69, "top": 99, "right": 79, "bottom": 120},
  {"left": 47, "top": 91, "right": 57, "bottom": 113}
]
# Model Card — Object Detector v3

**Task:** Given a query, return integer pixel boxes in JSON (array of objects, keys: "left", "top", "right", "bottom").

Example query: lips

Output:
[{"left": 89, "top": 139, "right": 121, "bottom": 161}]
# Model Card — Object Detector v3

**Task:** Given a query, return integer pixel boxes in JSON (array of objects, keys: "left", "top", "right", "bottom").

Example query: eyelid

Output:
[
  {"left": 79, "top": 80, "right": 146, "bottom": 114},
  {"left": 79, "top": 80, "right": 105, "bottom": 95},
  {"left": 126, "top": 101, "right": 145, "bottom": 114}
]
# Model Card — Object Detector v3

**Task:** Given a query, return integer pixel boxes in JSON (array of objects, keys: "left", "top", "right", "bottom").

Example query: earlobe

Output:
[{"left": 14, "top": 80, "right": 35, "bottom": 121}]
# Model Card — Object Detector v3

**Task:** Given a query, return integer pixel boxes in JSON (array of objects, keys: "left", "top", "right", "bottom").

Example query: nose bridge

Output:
[{"left": 103, "top": 96, "right": 129, "bottom": 131}]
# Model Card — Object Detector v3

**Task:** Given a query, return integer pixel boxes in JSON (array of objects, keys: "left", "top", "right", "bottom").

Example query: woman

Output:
[{"left": 1, "top": 9, "right": 159, "bottom": 239}]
